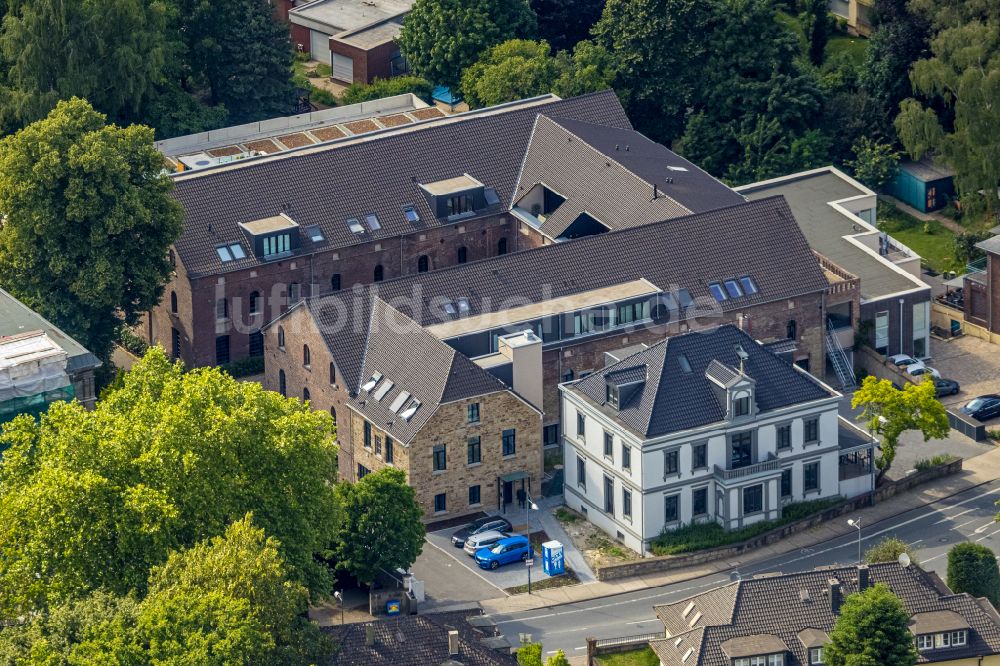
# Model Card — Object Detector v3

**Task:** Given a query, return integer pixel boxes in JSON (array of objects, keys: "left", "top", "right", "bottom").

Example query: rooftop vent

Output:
[{"left": 361, "top": 372, "right": 383, "bottom": 392}]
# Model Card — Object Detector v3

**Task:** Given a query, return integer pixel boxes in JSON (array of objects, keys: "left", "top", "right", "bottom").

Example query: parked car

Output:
[
  {"left": 960, "top": 395, "right": 1000, "bottom": 422},
  {"left": 463, "top": 529, "right": 510, "bottom": 556},
  {"left": 451, "top": 516, "right": 514, "bottom": 547},
  {"left": 475, "top": 535, "right": 533, "bottom": 570},
  {"left": 907, "top": 365, "right": 940, "bottom": 379},
  {"left": 888, "top": 354, "right": 923, "bottom": 369},
  {"left": 934, "top": 378, "right": 961, "bottom": 397}
]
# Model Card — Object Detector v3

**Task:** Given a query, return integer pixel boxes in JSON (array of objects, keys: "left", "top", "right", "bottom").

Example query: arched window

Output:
[
  {"left": 457, "top": 247, "right": 467, "bottom": 264},
  {"left": 330, "top": 406, "right": 337, "bottom": 424},
  {"left": 787, "top": 320, "right": 797, "bottom": 340},
  {"left": 278, "top": 369, "right": 286, "bottom": 396},
  {"left": 170, "top": 291, "right": 178, "bottom": 314},
  {"left": 329, "top": 362, "right": 336, "bottom": 385},
  {"left": 278, "top": 326, "right": 286, "bottom": 349},
  {"left": 498, "top": 238, "right": 508, "bottom": 255},
  {"left": 249, "top": 291, "right": 260, "bottom": 315},
  {"left": 216, "top": 297, "right": 228, "bottom": 320},
  {"left": 374, "top": 265, "right": 384, "bottom": 282},
  {"left": 418, "top": 255, "right": 429, "bottom": 273},
  {"left": 303, "top": 344, "right": 311, "bottom": 367},
  {"left": 331, "top": 274, "right": 341, "bottom": 291},
  {"left": 303, "top": 387, "right": 310, "bottom": 402}
]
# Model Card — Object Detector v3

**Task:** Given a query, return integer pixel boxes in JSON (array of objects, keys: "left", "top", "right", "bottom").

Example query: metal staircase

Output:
[{"left": 826, "top": 321, "right": 857, "bottom": 392}]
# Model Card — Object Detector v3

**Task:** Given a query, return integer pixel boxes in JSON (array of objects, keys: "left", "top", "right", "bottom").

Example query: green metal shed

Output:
[{"left": 885, "top": 159, "right": 956, "bottom": 213}]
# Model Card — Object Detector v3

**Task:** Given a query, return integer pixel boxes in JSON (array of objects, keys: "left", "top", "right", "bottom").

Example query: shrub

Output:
[
  {"left": 218, "top": 355, "right": 265, "bottom": 378},
  {"left": 517, "top": 643, "right": 543, "bottom": 666},
  {"left": 340, "top": 76, "right": 433, "bottom": 106},
  {"left": 914, "top": 454, "right": 958, "bottom": 471},
  {"left": 947, "top": 542, "right": 1000, "bottom": 606},
  {"left": 864, "top": 537, "right": 920, "bottom": 566},
  {"left": 309, "top": 87, "right": 337, "bottom": 107},
  {"left": 117, "top": 327, "right": 150, "bottom": 357}
]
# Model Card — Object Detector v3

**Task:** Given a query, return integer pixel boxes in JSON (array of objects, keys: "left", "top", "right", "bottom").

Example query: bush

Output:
[
  {"left": 117, "top": 327, "right": 149, "bottom": 357},
  {"left": 517, "top": 643, "right": 543, "bottom": 666},
  {"left": 218, "top": 355, "right": 265, "bottom": 378},
  {"left": 340, "top": 76, "right": 433, "bottom": 106},
  {"left": 914, "top": 454, "right": 958, "bottom": 471},
  {"left": 650, "top": 498, "right": 842, "bottom": 555},
  {"left": 864, "top": 537, "right": 920, "bottom": 566},
  {"left": 948, "top": 543, "right": 1000, "bottom": 605},
  {"left": 310, "top": 87, "right": 337, "bottom": 107}
]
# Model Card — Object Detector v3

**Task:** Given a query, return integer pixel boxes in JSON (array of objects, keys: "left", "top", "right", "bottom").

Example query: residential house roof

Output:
[
  {"left": 324, "top": 610, "right": 517, "bottom": 665},
  {"left": 566, "top": 325, "right": 836, "bottom": 439},
  {"left": 649, "top": 562, "right": 1000, "bottom": 665},
  {"left": 169, "top": 91, "right": 633, "bottom": 277},
  {"left": 0, "top": 288, "right": 100, "bottom": 374}
]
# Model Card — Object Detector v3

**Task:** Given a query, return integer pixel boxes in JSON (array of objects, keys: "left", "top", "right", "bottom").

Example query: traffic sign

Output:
[{"left": 525, "top": 558, "right": 534, "bottom": 567}]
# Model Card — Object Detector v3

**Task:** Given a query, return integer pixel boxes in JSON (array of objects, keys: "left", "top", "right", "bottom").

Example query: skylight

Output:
[
  {"left": 389, "top": 391, "right": 411, "bottom": 413},
  {"left": 443, "top": 302, "right": 457, "bottom": 315},
  {"left": 403, "top": 206, "right": 420, "bottom": 223},
  {"left": 708, "top": 283, "right": 727, "bottom": 302},
  {"left": 400, "top": 398, "right": 422, "bottom": 421},
  {"left": 724, "top": 279, "right": 743, "bottom": 299},
  {"left": 484, "top": 188, "right": 501, "bottom": 206},
  {"left": 666, "top": 166, "right": 689, "bottom": 172},
  {"left": 361, "top": 372, "right": 383, "bottom": 392},
  {"left": 305, "top": 225, "right": 324, "bottom": 242},
  {"left": 347, "top": 218, "right": 364, "bottom": 234},
  {"left": 677, "top": 289, "right": 693, "bottom": 308},
  {"left": 457, "top": 298, "right": 470, "bottom": 314},
  {"left": 740, "top": 276, "right": 759, "bottom": 295},
  {"left": 678, "top": 355, "right": 692, "bottom": 373},
  {"left": 216, "top": 243, "right": 246, "bottom": 262},
  {"left": 372, "top": 380, "right": 394, "bottom": 400},
  {"left": 365, "top": 214, "right": 381, "bottom": 231}
]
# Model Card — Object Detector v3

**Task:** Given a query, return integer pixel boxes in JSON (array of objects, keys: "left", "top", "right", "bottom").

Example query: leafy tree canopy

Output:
[
  {"left": 530, "top": 0, "right": 604, "bottom": 51},
  {"left": 947, "top": 542, "right": 1000, "bottom": 606},
  {"left": 333, "top": 467, "right": 425, "bottom": 585},
  {"left": 864, "top": 537, "right": 921, "bottom": 566},
  {"left": 847, "top": 137, "right": 901, "bottom": 189},
  {"left": 0, "top": 348, "right": 338, "bottom": 616},
  {"left": 0, "top": 98, "right": 182, "bottom": 362},
  {"left": 852, "top": 376, "right": 949, "bottom": 477},
  {"left": 398, "top": 0, "right": 537, "bottom": 91},
  {"left": 825, "top": 583, "right": 918, "bottom": 666}
]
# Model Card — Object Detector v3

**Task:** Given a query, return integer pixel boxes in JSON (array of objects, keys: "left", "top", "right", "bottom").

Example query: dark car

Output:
[
  {"left": 451, "top": 516, "right": 514, "bottom": 547},
  {"left": 959, "top": 395, "right": 1000, "bottom": 422},
  {"left": 934, "top": 378, "right": 961, "bottom": 397}
]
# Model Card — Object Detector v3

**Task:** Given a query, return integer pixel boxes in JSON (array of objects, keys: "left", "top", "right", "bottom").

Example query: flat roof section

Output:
[
  {"left": 239, "top": 214, "right": 298, "bottom": 236},
  {"left": 290, "top": 0, "right": 412, "bottom": 32},
  {"left": 419, "top": 174, "right": 484, "bottom": 197},
  {"left": 738, "top": 169, "right": 927, "bottom": 301}
]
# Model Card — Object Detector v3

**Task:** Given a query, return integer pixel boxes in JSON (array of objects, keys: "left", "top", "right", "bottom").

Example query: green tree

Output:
[
  {"left": 0, "top": 0, "right": 169, "bottom": 130},
  {"left": 172, "top": 0, "right": 295, "bottom": 123},
  {"left": 552, "top": 40, "right": 617, "bottom": 99},
  {"left": 333, "top": 468, "right": 425, "bottom": 585},
  {"left": 0, "top": 348, "right": 338, "bottom": 615},
  {"left": 852, "top": 376, "right": 950, "bottom": 478},
  {"left": 461, "top": 40, "right": 560, "bottom": 108},
  {"left": 546, "top": 650, "right": 572, "bottom": 666},
  {"left": 895, "top": 20, "right": 1000, "bottom": 211},
  {"left": 800, "top": 0, "right": 834, "bottom": 66},
  {"left": 847, "top": 137, "right": 901, "bottom": 190},
  {"left": 398, "top": 0, "right": 537, "bottom": 91},
  {"left": 593, "top": 0, "right": 715, "bottom": 144},
  {"left": 530, "top": 0, "right": 604, "bottom": 51},
  {"left": 0, "top": 98, "right": 183, "bottom": 363},
  {"left": 954, "top": 230, "right": 992, "bottom": 265},
  {"left": 864, "top": 537, "right": 920, "bottom": 566},
  {"left": 825, "top": 583, "right": 918, "bottom": 666},
  {"left": 517, "top": 642, "right": 543, "bottom": 666},
  {"left": 947, "top": 542, "right": 1000, "bottom": 606}
]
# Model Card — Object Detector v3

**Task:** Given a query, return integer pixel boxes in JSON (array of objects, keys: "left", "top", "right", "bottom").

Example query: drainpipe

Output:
[{"left": 898, "top": 298, "right": 905, "bottom": 356}]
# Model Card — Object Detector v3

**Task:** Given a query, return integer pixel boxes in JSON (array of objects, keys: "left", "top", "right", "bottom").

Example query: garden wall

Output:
[{"left": 595, "top": 459, "right": 962, "bottom": 582}]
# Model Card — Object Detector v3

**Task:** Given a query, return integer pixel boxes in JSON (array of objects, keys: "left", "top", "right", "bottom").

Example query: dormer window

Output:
[
  {"left": 418, "top": 174, "right": 484, "bottom": 219},
  {"left": 734, "top": 395, "right": 751, "bottom": 417},
  {"left": 239, "top": 214, "right": 298, "bottom": 261},
  {"left": 448, "top": 194, "right": 472, "bottom": 216},
  {"left": 606, "top": 384, "right": 619, "bottom": 408}
]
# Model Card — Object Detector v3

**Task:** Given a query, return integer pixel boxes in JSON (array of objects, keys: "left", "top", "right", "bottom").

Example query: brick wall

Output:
[
  {"left": 330, "top": 38, "right": 400, "bottom": 84},
  {"left": 290, "top": 23, "right": 311, "bottom": 53}
]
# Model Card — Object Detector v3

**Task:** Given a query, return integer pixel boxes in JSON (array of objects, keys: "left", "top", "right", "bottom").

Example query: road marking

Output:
[
  {"left": 574, "top": 646, "right": 587, "bottom": 651},
  {"left": 933, "top": 506, "right": 979, "bottom": 524},
  {"left": 974, "top": 521, "right": 994, "bottom": 534},
  {"left": 422, "top": 536, "right": 511, "bottom": 597},
  {"left": 626, "top": 619, "right": 656, "bottom": 625},
  {"left": 955, "top": 518, "right": 979, "bottom": 530},
  {"left": 909, "top": 539, "right": 923, "bottom": 546}
]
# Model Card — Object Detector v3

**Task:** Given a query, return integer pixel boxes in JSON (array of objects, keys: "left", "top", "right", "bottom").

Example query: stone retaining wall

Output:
[{"left": 595, "top": 459, "right": 962, "bottom": 581}]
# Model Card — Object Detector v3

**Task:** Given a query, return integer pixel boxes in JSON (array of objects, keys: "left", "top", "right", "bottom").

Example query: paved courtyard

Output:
[{"left": 929, "top": 335, "right": 1000, "bottom": 412}]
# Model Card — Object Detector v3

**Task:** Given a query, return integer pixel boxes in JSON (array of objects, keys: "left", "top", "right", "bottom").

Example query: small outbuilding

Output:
[{"left": 885, "top": 158, "right": 956, "bottom": 213}]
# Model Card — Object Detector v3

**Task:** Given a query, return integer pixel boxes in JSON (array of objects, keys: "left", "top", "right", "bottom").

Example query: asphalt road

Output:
[{"left": 485, "top": 480, "right": 1000, "bottom": 658}]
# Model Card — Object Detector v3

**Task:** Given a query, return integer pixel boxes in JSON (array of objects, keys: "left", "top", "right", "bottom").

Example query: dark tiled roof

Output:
[
  {"left": 651, "top": 563, "right": 1000, "bottom": 665},
  {"left": 309, "top": 297, "right": 507, "bottom": 443},
  {"left": 170, "top": 91, "right": 631, "bottom": 277},
  {"left": 569, "top": 325, "right": 836, "bottom": 438},
  {"left": 324, "top": 610, "right": 517, "bottom": 666}
]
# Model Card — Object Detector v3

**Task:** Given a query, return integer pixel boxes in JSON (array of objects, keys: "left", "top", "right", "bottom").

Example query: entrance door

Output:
[{"left": 502, "top": 481, "right": 513, "bottom": 507}]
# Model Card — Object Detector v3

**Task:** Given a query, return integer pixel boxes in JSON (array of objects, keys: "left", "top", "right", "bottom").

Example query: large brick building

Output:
[{"left": 146, "top": 90, "right": 745, "bottom": 369}]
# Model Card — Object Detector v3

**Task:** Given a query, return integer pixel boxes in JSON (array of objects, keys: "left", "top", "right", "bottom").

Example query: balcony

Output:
[{"left": 714, "top": 456, "right": 782, "bottom": 483}]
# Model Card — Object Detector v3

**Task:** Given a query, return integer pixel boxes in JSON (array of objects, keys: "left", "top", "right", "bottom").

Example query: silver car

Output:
[{"left": 463, "top": 529, "right": 510, "bottom": 557}]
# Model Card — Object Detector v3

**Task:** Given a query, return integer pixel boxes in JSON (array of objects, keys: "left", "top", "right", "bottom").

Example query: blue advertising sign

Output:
[
  {"left": 386, "top": 599, "right": 401, "bottom": 616},
  {"left": 542, "top": 540, "right": 565, "bottom": 576}
]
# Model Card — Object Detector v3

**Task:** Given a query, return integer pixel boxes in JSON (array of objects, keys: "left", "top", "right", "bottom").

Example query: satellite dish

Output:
[
  {"left": 898, "top": 552, "right": 911, "bottom": 568},
  {"left": 730, "top": 570, "right": 742, "bottom": 582}
]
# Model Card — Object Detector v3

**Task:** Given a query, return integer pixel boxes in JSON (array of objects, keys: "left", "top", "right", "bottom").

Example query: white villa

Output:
[{"left": 559, "top": 325, "right": 876, "bottom": 554}]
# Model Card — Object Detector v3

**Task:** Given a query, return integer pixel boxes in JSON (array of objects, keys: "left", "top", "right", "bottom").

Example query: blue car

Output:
[{"left": 475, "top": 535, "right": 533, "bottom": 570}]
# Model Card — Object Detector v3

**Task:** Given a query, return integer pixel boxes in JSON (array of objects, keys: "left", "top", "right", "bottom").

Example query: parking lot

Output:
[
  {"left": 929, "top": 335, "right": 1000, "bottom": 413},
  {"left": 424, "top": 525, "right": 544, "bottom": 593}
]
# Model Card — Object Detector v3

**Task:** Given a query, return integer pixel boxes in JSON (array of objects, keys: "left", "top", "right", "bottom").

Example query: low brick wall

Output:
[
  {"left": 855, "top": 345, "right": 914, "bottom": 386},
  {"left": 595, "top": 459, "right": 962, "bottom": 582}
]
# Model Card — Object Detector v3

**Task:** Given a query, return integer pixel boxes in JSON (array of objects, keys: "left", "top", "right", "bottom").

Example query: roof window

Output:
[
  {"left": 678, "top": 288, "right": 694, "bottom": 308},
  {"left": 216, "top": 243, "right": 246, "bottom": 262},
  {"left": 365, "top": 214, "right": 381, "bottom": 231},
  {"left": 403, "top": 206, "right": 419, "bottom": 223},
  {"left": 347, "top": 218, "right": 364, "bottom": 234},
  {"left": 361, "top": 372, "right": 383, "bottom": 392},
  {"left": 709, "top": 283, "right": 727, "bottom": 302},
  {"left": 484, "top": 188, "right": 501, "bottom": 206},
  {"left": 678, "top": 355, "right": 692, "bottom": 373},
  {"left": 389, "top": 390, "right": 411, "bottom": 413},
  {"left": 666, "top": 166, "right": 689, "bottom": 172},
  {"left": 457, "top": 298, "right": 470, "bottom": 314},
  {"left": 305, "top": 225, "right": 324, "bottom": 242},
  {"left": 443, "top": 302, "right": 457, "bottom": 316},
  {"left": 740, "top": 276, "right": 759, "bottom": 295},
  {"left": 400, "top": 398, "right": 422, "bottom": 421},
  {"left": 372, "top": 379, "right": 394, "bottom": 400},
  {"left": 724, "top": 279, "right": 743, "bottom": 299}
]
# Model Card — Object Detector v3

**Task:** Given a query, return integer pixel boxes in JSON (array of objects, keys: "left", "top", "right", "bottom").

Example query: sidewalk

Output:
[
  {"left": 533, "top": 496, "right": 596, "bottom": 583},
  {"left": 480, "top": 446, "right": 1000, "bottom": 616}
]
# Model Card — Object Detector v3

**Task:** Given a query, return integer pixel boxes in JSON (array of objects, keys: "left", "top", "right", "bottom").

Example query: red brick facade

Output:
[{"left": 330, "top": 38, "right": 401, "bottom": 84}]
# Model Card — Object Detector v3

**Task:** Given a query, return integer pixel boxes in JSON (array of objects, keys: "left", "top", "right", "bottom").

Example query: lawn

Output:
[
  {"left": 877, "top": 203, "right": 963, "bottom": 274},
  {"left": 827, "top": 34, "right": 868, "bottom": 66},
  {"left": 596, "top": 647, "right": 660, "bottom": 666}
]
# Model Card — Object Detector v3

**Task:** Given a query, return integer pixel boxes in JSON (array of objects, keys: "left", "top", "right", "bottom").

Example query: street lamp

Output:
[
  {"left": 847, "top": 518, "right": 862, "bottom": 564},
  {"left": 334, "top": 590, "right": 344, "bottom": 625},
  {"left": 525, "top": 493, "right": 538, "bottom": 595}
]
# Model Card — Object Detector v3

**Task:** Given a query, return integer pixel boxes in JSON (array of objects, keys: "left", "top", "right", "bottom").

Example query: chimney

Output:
[
  {"left": 365, "top": 625, "right": 376, "bottom": 647},
  {"left": 653, "top": 183, "right": 659, "bottom": 200},
  {"left": 497, "top": 329, "right": 544, "bottom": 412},
  {"left": 857, "top": 565, "right": 870, "bottom": 592},
  {"left": 448, "top": 630, "right": 460, "bottom": 657},
  {"left": 829, "top": 578, "right": 842, "bottom": 614}
]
